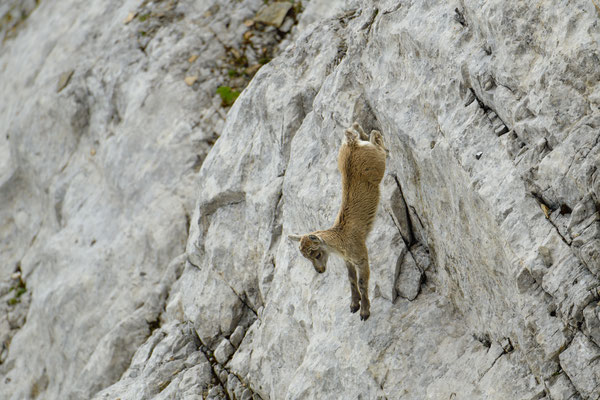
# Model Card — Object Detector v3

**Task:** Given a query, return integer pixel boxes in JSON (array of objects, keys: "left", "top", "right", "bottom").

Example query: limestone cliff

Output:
[{"left": 1, "top": 0, "right": 599, "bottom": 399}]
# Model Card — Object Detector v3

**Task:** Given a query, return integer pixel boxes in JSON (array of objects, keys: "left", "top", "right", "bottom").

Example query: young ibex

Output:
[{"left": 289, "top": 122, "right": 386, "bottom": 321}]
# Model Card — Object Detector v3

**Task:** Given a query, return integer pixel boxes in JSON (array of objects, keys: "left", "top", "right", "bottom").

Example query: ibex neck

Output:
[{"left": 317, "top": 228, "right": 347, "bottom": 256}]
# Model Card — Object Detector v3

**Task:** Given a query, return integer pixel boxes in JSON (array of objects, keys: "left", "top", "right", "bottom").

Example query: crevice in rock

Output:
[
  {"left": 391, "top": 174, "right": 415, "bottom": 247},
  {"left": 408, "top": 205, "right": 427, "bottom": 235},
  {"left": 195, "top": 332, "right": 263, "bottom": 400},
  {"left": 324, "top": 31, "right": 349, "bottom": 76},
  {"left": 478, "top": 338, "right": 514, "bottom": 381},
  {"left": 478, "top": 351, "right": 505, "bottom": 381},
  {"left": 0, "top": 263, "right": 31, "bottom": 366},
  {"left": 147, "top": 317, "right": 161, "bottom": 335},
  {"left": 203, "top": 346, "right": 233, "bottom": 400},
  {"left": 388, "top": 174, "right": 434, "bottom": 302},
  {"left": 530, "top": 191, "right": 573, "bottom": 248},
  {"left": 184, "top": 212, "right": 191, "bottom": 236},
  {"left": 267, "top": 189, "right": 283, "bottom": 252},
  {"left": 388, "top": 212, "right": 404, "bottom": 241},
  {"left": 465, "top": 88, "right": 510, "bottom": 136},
  {"left": 560, "top": 204, "right": 573, "bottom": 215},
  {"left": 473, "top": 333, "right": 492, "bottom": 348},
  {"left": 382, "top": 3, "right": 402, "bottom": 15},
  {"left": 466, "top": 88, "right": 488, "bottom": 112},
  {"left": 375, "top": 374, "right": 390, "bottom": 400},
  {"left": 454, "top": 8, "right": 467, "bottom": 27},
  {"left": 258, "top": 185, "right": 284, "bottom": 308},
  {"left": 360, "top": 7, "right": 379, "bottom": 35}
]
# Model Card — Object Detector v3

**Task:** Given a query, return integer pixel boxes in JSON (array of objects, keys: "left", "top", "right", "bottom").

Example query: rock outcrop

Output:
[{"left": 1, "top": 0, "right": 599, "bottom": 399}]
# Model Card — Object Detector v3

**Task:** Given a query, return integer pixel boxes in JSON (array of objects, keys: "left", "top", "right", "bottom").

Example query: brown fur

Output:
[{"left": 289, "top": 122, "right": 386, "bottom": 321}]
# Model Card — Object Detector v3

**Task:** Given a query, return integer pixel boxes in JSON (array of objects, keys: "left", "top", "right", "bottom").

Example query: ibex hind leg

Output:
[
  {"left": 345, "top": 262, "right": 361, "bottom": 313},
  {"left": 345, "top": 127, "right": 359, "bottom": 145},
  {"left": 370, "top": 130, "right": 386, "bottom": 152},
  {"left": 352, "top": 122, "right": 370, "bottom": 141},
  {"left": 357, "top": 261, "right": 371, "bottom": 321}
]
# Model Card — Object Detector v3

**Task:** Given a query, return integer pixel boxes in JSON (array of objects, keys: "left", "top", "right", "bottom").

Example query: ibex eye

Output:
[
  {"left": 315, "top": 253, "right": 321, "bottom": 260},
  {"left": 308, "top": 235, "right": 318, "bottom": 241}
]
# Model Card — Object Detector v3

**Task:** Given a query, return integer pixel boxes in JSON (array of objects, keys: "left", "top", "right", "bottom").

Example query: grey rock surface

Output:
[
  {"left": 0, "top": 0, "right": 311, "bottom": 398},
  {"left": 93, "top": 321, "right": 214, "bottom": 400},
  {"left": 214, "top": 338, "right": 234, "bottom": 364},
  {"left": 1, "top": 0, "right": 599, "bottom": 399},
  {"left": 229, "top": 325, "right": 246, "bottom": 349},
  {"left": 177, "top": 0, "right": 600, "bottom": 398}
]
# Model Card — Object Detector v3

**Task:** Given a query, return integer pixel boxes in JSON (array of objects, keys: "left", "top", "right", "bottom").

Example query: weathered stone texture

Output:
[{"left": 1, "top": 0, "right": 599, "bottom": 399}]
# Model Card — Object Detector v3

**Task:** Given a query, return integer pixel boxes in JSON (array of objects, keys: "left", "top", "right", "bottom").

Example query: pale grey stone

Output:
[
  {"left": 2, "top": 0, "right": 599, "bottom": 400},
  {"left": 92, "top": 322, "right": 211, "bottom": 400},
  {"left": 546, "top": 372, "right": 579, "bottom": 400},
  {"left": 516, "top": 267, "right": 536, "bottom": 294},
  {"left": 572, "top": 220, "right": 600, "bottom": 276},
  {"left": 229, "top": 325, "right": 246, "bottom": 349},
  {"left": 254, "top": 3, "right": 293, "bottom": 28},
  {"left": 0, "top": 0, "right": 297, "bottom": 397},
  {"left": 568, "top": 193, "right": 598, "bottom": 234},
  {"left": 226, "top": 374, "right": 244, "bottom": 400},
  {"left": 395, "top": 251, "right": 422, "bottom": 301},
  {"left": 214, "top": 339, "right": 235, "bottom": 364},
  {"left": 584, "top": 302, "right": 600, "bottom": 346},
  {"left": 559, "top": 332, "right": 600, "bottom": 399},
  {"left": 187, "top": 1, "right": 600, "bottom": 398},
  {"left": 279, "top": 17, "right": 295, "bottom": 33},
  {"left": 207, "top": 385, "right": 226, "bottom": 400},
  {"left": 219, "top": 370, "right": 228, "bottom": 385}
]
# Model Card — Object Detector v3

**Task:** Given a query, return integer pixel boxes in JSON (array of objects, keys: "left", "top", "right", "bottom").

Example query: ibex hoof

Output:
[
  {"left": 360, "top": 310, "right": 370, "bottom": 321},
  {"left": 350, "top": 303, "right": 360, "bottom": 313}
]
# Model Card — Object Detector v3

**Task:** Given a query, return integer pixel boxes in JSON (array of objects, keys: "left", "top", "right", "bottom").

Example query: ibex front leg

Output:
[
  {"left": 345, "top": 261, "right": 361, "bottom": 314},
  {"left": 357, "top": 259, "right": 371, "bottom": 321}
]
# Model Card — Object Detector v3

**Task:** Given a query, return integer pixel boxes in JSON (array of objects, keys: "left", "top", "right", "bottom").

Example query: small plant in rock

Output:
[
  {"left": 216, "top": 86, "right": 240, "bottom": 107},
  {"left": 7, "top": 280, "right": 26, "bottom": 306}
]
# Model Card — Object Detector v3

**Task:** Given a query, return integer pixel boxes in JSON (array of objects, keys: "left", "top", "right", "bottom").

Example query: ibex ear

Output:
[{"left": 288, "top": 234, "right": 302, "bottom": 242}]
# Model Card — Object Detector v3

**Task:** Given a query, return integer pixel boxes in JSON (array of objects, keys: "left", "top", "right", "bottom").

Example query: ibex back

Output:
[{"left": 289, "top": 122, "right": 386, "bottom": 320}]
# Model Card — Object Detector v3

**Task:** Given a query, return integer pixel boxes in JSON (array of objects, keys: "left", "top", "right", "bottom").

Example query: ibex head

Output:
[{"left": 288, "top": 233, "right": 329, "bottom": 273}]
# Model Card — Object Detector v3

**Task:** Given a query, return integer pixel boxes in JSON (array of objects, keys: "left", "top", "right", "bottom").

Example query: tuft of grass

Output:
[
  {"left": 7, "top": 279, "right": 26, "bottom": 306},
  {"left": 138, "top": 13, "right": 150, "bottom": 22},
  {"left": 216, "top": 86, "right": 240, "bottom": 107},
  {"left": 15, "top": 286, "right": 26, "bottom": 297}
]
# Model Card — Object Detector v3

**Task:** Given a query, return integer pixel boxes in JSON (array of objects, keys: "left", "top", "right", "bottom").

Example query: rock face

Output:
[{"left": 1, "top": 0, "right": 599, "bottom": 399}]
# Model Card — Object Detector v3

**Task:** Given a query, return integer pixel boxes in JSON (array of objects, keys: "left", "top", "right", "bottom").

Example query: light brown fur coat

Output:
[{"left": 289, "top": 122, "right": 386, "bottom": 320}]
